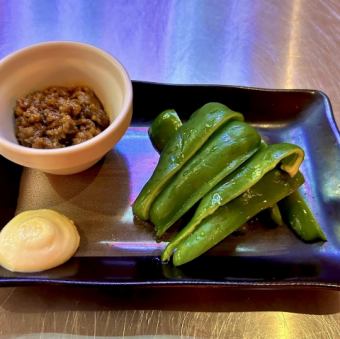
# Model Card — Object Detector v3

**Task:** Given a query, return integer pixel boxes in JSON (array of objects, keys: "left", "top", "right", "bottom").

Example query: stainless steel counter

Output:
[{"left": 0, "top": 0, "right": 339, "bottom": 338}]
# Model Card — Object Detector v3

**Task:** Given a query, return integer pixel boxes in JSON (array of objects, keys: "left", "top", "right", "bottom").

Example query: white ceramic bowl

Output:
[{"left": 0, "top": 41, "right": 132, "bottom": 175}]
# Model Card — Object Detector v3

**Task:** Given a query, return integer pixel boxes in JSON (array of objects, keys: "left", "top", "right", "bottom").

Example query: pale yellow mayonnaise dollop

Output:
[{"left": 0, "top": 209, "right": 80, "bottom": 272}]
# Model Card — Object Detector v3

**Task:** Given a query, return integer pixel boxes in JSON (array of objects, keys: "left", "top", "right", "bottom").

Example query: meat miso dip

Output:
[{"left": 14, "top": 86, "right": 110, "bottom": 149}]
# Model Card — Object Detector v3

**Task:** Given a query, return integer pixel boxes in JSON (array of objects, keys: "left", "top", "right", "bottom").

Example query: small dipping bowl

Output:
[{"left": 0, "top": 41, "right": 133, "bottom": 174}]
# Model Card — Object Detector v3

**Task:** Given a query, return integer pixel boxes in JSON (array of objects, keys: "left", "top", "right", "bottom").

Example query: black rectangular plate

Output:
[{"left": 0, "top": 81, "right": 339, "bottom": 289}]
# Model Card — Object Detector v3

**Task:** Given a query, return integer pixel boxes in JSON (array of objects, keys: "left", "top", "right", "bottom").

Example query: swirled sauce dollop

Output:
[{"left": 0, "top": 209, "right": 80, "bottom": 272}]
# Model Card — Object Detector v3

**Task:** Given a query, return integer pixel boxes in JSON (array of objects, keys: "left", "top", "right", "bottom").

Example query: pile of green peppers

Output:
[{"left": 133, "top": 103, "right": 327, "bottom": 266}]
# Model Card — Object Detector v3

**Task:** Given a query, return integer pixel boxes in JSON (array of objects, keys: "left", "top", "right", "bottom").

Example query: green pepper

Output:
[
  {"left": 147, "top": 109, "right": 285, "bottom": 229},
  {"left": 151, "top": 120, "right": 261, "bottom": 236},
  {"left": 133, "top": 102, "right": 244, "bottom": 221},
  {"left": 173, "top": 169, "right": 305, "bottom": 266},
  {"left": 261, "top": 141, "right": 284, "bottom": 227},
  {"left": 147, "top": 110, "right": 284, "bottom": 238},
  {"left": 162, "top": 143, "right": 304, "bottom": 261},
  {"left": 269, "top": 204, "right": 284, "bottom": 225},
  {"left": 279, "top": 191, "right": 327, "bottom": 241},
  {"left": 148, "top": 109, "right": 182, "bottom": 153}
]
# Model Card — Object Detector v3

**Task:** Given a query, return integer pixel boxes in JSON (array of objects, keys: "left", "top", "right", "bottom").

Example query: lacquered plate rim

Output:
[{"left": 132, "top": 80, "right": 340, "bottom": 137}]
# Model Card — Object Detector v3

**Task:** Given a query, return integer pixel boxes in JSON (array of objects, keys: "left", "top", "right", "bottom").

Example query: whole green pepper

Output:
[
  {"left": 162, "top": 143, "right": 304, "bottom": 261},
  {"left": 133, "top": 102, "right": 243, "bottom": 221},
  {"left": 151, "top": 120, "right": 261, "bottom": 236},
  {"left": 173, "top": 169, "right": 305, "bottom": 266},
  {"left": 148, "top": 109, "right": 182, "bottom": 153},
  {"left": 279, "top": 191, "right": 327, "bottom": 241}
]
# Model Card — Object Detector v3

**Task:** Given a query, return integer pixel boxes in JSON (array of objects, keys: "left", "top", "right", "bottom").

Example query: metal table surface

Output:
[{"left": 0, "top": 0, "right": 339, "bottom": 338}]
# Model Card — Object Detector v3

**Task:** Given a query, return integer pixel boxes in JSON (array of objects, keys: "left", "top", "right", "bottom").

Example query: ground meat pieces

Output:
[{"left": 14, "top": 86, "right": 110, "bottom": 149}]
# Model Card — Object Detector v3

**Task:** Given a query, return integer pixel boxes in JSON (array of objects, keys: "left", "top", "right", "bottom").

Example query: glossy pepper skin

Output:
[
  {"left": 148, "top": 109, "right": 182, "bottom": 153},
  {"left": 151, "top": 120, "right": 261, "bottom": 237},
  {"left": 173, "top": 169, "right": 305, "bottom": 266},
  {"left": 148, "top": 114, "right": 285, "bottom": 229},
  {"left": 133, "top": 102, "right": 243, "bottom": 221},
  {"left": 162, "top": 142, "right": 304, "bottom": 261},
  {"left": 279, "top": 191, "right": 327, "bottom": 241}
]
